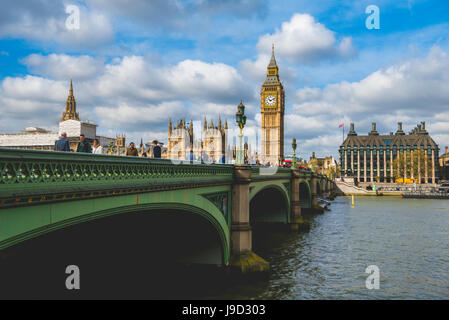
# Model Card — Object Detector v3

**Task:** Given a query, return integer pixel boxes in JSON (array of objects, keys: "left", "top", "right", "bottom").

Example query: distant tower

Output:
[
  {"left": 116, "top": 134, "right": 126, "bottom": 155},
  {"left": 260, "top": 44, "right": 285, "bottom": 165},
  {"left": 61, "top": 78, "right": 80, "bottom": 121}
]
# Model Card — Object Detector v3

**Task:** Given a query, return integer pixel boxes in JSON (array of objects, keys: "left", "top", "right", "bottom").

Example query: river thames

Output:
[
  {"left": 1, "top": 196, "right": 448, "bottom": 299},
  {"left": 161, "top": 196, "right": 449, "bottom": 300}
]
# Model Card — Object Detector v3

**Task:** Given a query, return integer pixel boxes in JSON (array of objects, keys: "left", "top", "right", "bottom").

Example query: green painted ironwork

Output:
[
  {"left": 201, "top": 191, "right": 229, "bottom": 220},
  {"left": 0, "top": 148, "right": 234, "bottom": 207}
]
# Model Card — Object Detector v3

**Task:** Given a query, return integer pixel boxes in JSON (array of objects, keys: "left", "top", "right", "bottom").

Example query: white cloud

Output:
[
  {"left": 240, "top": 13, "right": 355, "bottom": 87},
  {"left": 23, "top": 54, "right": 104, "bottom": 80},
  {"left": 257, "top": 13, "right": 355, "bottom": 63},
  {"left": 287, "top": 46, "right": 449, "bottom": 157},
  {"left": 1, "top": 75, "right": 66, "bottom": 102},
  {"left": 88, "top": 56, "right": 250, "bottom": 105},
  {"left": 95, "top": 102, "right": 185, "bottom": 127},
  {"left": 0, "top": 54, "right": 252, "bottom": 140},
  {"left": 0, "top": 2, "right": 114, "bottom": 48}
]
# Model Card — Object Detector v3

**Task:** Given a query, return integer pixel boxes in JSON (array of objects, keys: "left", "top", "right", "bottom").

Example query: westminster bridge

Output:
[{"left": 0, "top": 148, "right": 336, "bottom": 273}]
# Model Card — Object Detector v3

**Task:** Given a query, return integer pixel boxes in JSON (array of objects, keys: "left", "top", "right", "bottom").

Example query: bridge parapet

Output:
[{"left": 0, "top": 148, "right": 234, "bottom": 208}]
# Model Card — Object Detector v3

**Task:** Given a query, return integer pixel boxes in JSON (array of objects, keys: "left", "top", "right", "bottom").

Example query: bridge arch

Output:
[
  {"left": 249, "top": 184, "right": 290, "bottom": 224},
  {"left": 0, "top": 193, "right": 230, "bottom": 266},
  {"left": 299, "top": 180, "right": 312, "bottom": 208}
]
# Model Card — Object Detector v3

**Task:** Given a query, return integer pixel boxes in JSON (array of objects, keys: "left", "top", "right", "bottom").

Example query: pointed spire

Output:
[
  {"left": 61, "top": 78, "right": 79, "bottom": 122},
  {"left": 268, "top": 42, "right": 278, "bottom": 68}
]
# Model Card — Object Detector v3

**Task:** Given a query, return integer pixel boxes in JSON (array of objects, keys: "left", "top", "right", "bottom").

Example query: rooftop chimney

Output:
[
  {"left": 396, "top": 122, "right": 405, "bottom": 135},
  {"left": 348, "top": 122, "right": 357, "bottom": 136},
  {"left": 369, "top": 122, "right": 379, "bottom": 135}
]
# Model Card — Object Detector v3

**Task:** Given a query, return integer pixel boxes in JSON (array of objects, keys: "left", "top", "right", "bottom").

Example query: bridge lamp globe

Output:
[
  {"left": 235, "top": 100, "right": 247, "bottom": 165},
  {"left": 236, "top": 100, "right": 246, "bottom": 130},
  {"left": 292, "top": 138, "right": 297, "bottom": 169}
]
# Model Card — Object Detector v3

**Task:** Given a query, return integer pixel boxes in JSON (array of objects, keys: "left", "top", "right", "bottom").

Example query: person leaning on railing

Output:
[
  {"left": 54, "top": 132, "right": 70, "bottom": 152},
  {"left": 152, "top": 140, "right": 161, "bottom": 158},
  {"left": 76, "top": 134, "right": 92, "bottom": 153},
  {"left": 126, "top": 142, "right": 139, "bottom": 156},
  {"left": 92, "top": 139, "right": 103, "bottom": 154}
]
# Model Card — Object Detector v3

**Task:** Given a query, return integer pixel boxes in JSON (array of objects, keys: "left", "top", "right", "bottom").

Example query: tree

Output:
[
  {"left": 326, "top": 165, "right": 339, "bottom": 179},
  {"left": 393, "top": 149, "right": 432, "bottom": 181}
]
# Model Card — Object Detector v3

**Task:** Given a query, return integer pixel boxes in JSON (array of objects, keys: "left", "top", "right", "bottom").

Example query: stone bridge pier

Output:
[{"left": 229, "top": 166, "right": 332, "bottom": 273}]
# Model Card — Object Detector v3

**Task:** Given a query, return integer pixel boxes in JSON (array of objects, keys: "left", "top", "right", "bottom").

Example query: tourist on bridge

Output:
[
  {"left": 126, "top": 142, "right": 138, "bottom": 156},
  {"left": 152, "top": 140, "right": 161, "bottom": 158},
  {"left": 92, "top": 139, "right": 103, "bottom": 154},
  {"left": 54, "top": 132, "right": 70, "bottom": 152},
  {"left": 189, "top": 151, "right": 195, "bottom": 161},
  {"left": 76, "top": 134, "right": 92, "bottom": 153}
]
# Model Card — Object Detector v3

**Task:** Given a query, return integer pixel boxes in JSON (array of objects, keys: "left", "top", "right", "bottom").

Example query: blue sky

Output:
[{"left": 1, "top": 0, "right": 449, "bottom": 159}]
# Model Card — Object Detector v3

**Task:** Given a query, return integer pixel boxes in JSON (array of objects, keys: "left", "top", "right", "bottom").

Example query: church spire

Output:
[{"left": 61, "top": 78, "right": 80, "bottom": 122}]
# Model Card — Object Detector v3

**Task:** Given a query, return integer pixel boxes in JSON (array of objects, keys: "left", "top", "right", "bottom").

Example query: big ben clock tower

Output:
[{"left": 260, "top": 44, "right": 285, "bottom": 165}]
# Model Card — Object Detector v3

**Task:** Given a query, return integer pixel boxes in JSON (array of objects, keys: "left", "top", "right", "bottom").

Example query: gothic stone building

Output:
[
  {"left": 167, "top": 118, "right": 228, "bottom": 163},
  {"left": 340, "top": 122, "right": 439, "bottom": 184}
]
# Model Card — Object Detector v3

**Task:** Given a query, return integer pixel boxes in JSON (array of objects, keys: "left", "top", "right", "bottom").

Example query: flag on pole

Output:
[{"left": 338, "top": 123, "right": 344, "bottom": 128}]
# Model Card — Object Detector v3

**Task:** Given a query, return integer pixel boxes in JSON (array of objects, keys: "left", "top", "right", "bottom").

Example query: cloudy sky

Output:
[{"left": 1, "top": 0, "right": 449, "bottom": 159}]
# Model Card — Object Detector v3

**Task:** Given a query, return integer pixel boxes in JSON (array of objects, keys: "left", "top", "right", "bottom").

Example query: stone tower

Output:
[
  {"left": 61, "top": 78, "right": 80, "bottom": 121},
  {"left": 260, "top": 44, "right": 285, "bottom": 165},
  {"left": 167, "top": 118, "right": 227, "bottom": 162}
]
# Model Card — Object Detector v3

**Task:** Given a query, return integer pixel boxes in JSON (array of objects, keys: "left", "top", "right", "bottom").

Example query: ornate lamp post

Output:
[
  {"left": 292, "top": 137, "right": 297, "bottom": 169},
  {"left": 235, "top": 100, "right": 247, "bottom": 165}
]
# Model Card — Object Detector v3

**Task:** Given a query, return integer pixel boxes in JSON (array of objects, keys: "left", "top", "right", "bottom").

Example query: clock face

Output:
[{"left": 265, "top": 95, "right": 276, "bottom": 107}]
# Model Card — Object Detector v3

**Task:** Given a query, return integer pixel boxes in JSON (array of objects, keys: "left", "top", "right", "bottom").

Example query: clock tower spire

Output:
[{"left": 260, "top": 44, "right": 285, "bottom": 166}]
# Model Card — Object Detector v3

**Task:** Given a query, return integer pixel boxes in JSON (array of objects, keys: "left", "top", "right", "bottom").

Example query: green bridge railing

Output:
[
  {"left": 0, "top": 148, "right": 321, "bottom": 209},
  {"left": 0, "top": 148, "right": 235, "bottom": 208}
]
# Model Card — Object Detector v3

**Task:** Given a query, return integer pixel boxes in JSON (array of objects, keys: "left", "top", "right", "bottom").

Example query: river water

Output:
[
  {"left": 196, "top": 196, "right": 449, "bottom": 300},
  {"left": 1, "top": 196, "right": 448, "bottom": 299}
]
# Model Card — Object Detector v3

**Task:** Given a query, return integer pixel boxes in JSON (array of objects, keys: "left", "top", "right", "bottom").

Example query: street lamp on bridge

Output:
[
  {"left": 292, "top": 137, "right": 297, "bottom": 169},
  {"left": 235, "top": 100, "right": 247, "bottom": 165}
]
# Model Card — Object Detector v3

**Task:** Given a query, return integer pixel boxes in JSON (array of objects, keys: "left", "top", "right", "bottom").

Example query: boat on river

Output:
[
  {"left": 402, "top": 186, "right": 449, "bottom": 199},
  {"left": 318, "top": 198, "right": 331, "bottom": 210}
]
